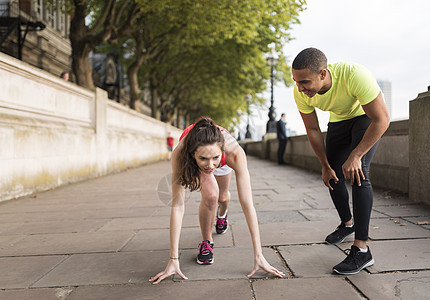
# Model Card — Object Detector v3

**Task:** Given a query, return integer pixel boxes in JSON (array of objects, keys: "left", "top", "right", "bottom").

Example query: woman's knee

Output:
[
  {"left": 201, "top": 192, "right": 219, "bottom": 208},
  {"left": 218, "top": 191, "right": 231, "bottom": 204}
]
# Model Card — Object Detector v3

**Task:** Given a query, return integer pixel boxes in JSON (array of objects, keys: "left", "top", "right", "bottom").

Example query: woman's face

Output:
[{"left": 194, "top": 143, "right": 222, "bottom": 174}]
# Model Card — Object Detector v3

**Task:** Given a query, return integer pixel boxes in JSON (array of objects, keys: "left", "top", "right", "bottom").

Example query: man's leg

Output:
[
  {"left": 332, "top": 116, "right": 377, "bottom": 275},
  {"left": 350, "top": 116, "right": 378, "bottom": 247},
  {"left": 326, "top": 120, "right": 353, "bottom": 228}
]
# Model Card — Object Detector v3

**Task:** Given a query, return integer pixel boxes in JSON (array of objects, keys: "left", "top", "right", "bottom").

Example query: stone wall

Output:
[
  {"left": 243, "top": 108, "right": 429, "bottom": 204},
  {"left": 409, "top": 91, "right": 430, "bottom": 204},
  {"left": 0, "top": 53, "right": 181, "bottom": 202}
]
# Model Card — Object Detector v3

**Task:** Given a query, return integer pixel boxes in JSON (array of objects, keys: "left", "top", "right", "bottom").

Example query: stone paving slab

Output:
[
  {"left": 368, "top": 217, "right": 430, "bottom": 240},
  {"left": 121, "top": 227, "right": 233, "bottom": 251},
  {"left": 0, "top": 219, "right": 108, "bottom": 235},
  {"left": 254, "top": 200, "right": 312, "bottom": 211},
  {"left": 252, "top": 277, "right": 363, "bottom": 299},
  {"left": 348, "top": 271, "right": 430, "bottom": 300},
  {"left": 173, "top": 247, "right": 287, "bottom": 281},
  {"left": 255, "top": 210, "right": 307, "bottom": 224},
  {"left": 67, "top": 207, "right": 164, "bottom": 219},
  {"left": 0, "top": 231, "right": 135, "bottom": 256},
  {"left": 278, "top": 244, "right": 348, "bottom": 277},
  {"left": 0, "top": 211, "right": 75, "bottom": 223},
  {"left": 233, "top": 220, "right": 340, "bottom": 247},
  {"left": 339, "top": 239, "right": 430, "bottom": 273},
  {"left": 0, "top": 256, "right": 68, "bottom": 289},
  {"left": 0, "top": 157, "right": 429, "bottom": 299},
  {"left": 298, "top": 208, "right": 340, "bottom": 221},
  {"left": 303, "top": 195, "right": 336, "bottom": 209},
  {"left": 0, "top": 287, "right": 74, "bottom": 300},
  {"left": 267, "top": 192, "right": 313, "bottom": 202},
  {"left": 33, "top": 251, "right": 169, "bottom": 288},
  {"left": 67, "top": 280, "right": 253, "bottom": 300},
  {"left": 373, "top": 204, "right": 430, "bottom": 217},
  {"left": 97, "top": 214, "right": 199, "bottom": 231}
]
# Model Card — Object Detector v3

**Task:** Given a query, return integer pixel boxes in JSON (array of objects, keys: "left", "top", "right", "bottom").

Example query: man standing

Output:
[
  {"left": 276, "top": 113, "right": 288, "bottom": 165},
  {"left": 291, "top": 48, "right": 390, "bottom": 275}
]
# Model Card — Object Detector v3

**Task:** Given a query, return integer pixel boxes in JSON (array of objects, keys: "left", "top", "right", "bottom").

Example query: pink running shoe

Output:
[
  {"left": 197, "top": 240, "right": 214, "bottom": 265},
  {"left": 216, "top": 212, "right": 228, "bottom": 234}
]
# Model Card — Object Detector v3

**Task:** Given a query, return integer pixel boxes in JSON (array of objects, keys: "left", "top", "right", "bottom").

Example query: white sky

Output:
[{"left": 248, "top": 0, "right": 430, "bottom": 137}]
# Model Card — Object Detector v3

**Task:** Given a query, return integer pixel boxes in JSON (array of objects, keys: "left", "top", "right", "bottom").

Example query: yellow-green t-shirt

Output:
[{"left": 294, "top": 62, "right": 381, "bottom": 122}]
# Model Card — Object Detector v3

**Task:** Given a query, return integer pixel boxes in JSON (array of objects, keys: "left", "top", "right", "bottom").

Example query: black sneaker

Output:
[
  {"left": 333, "top": 245, "right": 374, "bottom": 275},
  {"left": 325, "top": 223, "right": 355, "bottom": 245},
  {"left": 215, "top": 211, "right": 228, "bottom": 234},
  {"left": 196, "top": 240, "right": 214, "bottom": 265}
]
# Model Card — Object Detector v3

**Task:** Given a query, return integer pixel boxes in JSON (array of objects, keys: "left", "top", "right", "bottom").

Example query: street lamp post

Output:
[
  {"left": 266, "top": 48, "right": 278, "bottom": 133},
  {"left": 245, "top": 94, "right": 252, "bottom": 139}
]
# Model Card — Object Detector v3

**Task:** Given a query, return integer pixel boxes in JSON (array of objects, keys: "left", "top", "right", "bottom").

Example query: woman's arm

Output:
[
  {"left": 224, "top": 134, "right": 284, "bottom": 278},
  {"left": 149, "top": 143, "right": 188, "bottom": 284}
]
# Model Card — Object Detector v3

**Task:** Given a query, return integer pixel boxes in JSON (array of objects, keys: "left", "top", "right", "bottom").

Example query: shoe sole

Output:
[
  {"left": 196, "top": 258, "right": 214, "bottom": 265},
  {"left": 325, "top": 232, "right": 354, "bottom": 245},
  {"left": 333, "top": 258, "right": 375, "bottom": 275}
]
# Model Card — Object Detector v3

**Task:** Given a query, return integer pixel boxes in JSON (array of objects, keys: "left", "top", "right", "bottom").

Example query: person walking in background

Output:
[
  {"left": 150, "top": 117, "right": 285, "bottom": 284},
  {"left": 166, "top": 132, "right": 174, "bottom": 160},
  {"left": 291, "top": 48, "right": 390, "bottom": 275},
  {"left": 60, "top": 71, "right": 69, "bottom": 81},
  {"left": 276, "top": 113, "right": 288, "bottom": 165}
]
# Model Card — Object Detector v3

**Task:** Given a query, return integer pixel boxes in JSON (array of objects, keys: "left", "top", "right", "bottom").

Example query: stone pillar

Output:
[
  {"left": 95, "top": 88, "right": 108, "bottom": 175},
  {"left": 409, "top": 90, "right": 430, "bottom": 205}
]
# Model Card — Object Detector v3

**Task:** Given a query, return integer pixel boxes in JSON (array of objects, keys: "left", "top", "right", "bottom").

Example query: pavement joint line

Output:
[
  {"left": 230, "top": 225, "right": 236, "bottom": 247},
  {"left": 343, "top": 277, "right": 369, "bottom": 299},
  {"left": 297, "top": 210, "right": 311, "bottom": 221},
  {"left": 371, "top": 268, "right": 430, "bottom": 274},
  {"left": 117, "top": 231, "right": 137, "bottom": 252},
  {"left": 271, "top": 246, "right": 294, "bottom": 278},
  {"left": 248, "top": 279, "right": 257, "bottom": 300},
  {"left": 29, "top": 255, "right": 71, "bottom": 288},
  {"left": 368, "top": 237, "right": 430, "bottom": 241}
]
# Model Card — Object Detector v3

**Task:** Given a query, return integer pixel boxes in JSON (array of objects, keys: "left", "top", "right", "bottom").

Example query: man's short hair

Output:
[{"left": 292, "top": 48, "right": 327, "bottom": 74}]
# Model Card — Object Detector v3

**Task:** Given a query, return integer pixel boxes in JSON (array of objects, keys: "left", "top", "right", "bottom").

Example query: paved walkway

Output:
[{"left": 0, "top": 157, "right": 429, "bottom": 299}]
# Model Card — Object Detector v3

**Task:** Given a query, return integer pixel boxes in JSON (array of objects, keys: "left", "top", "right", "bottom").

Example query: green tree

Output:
[
  {"left": 66, "top": 0, "right": 140, "bottom": 88},
  {"left": 137, "top": 0, "right": 305, "bottom": 126}
]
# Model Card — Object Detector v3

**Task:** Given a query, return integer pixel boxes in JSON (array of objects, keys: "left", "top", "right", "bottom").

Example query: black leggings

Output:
[{"left": 326, "top": 115, "right": 379, "bottom": 241}]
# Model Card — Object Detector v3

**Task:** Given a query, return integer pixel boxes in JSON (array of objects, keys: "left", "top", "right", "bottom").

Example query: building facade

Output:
[{"left": 0, "top": 0, "right": 71, "bottom": 78}]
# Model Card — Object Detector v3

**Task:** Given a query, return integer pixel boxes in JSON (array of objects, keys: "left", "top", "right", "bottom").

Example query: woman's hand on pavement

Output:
[
  {"left": 248, "top": 254, "right": 285, "bottom": 278},
  {"left": 149, "top": 259, "right": 188, "bottom": 285}
]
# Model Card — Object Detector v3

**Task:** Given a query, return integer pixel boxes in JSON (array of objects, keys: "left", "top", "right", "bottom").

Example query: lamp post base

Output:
[{"left": 266, "top": 120, "right": 277, "bottom": 134}]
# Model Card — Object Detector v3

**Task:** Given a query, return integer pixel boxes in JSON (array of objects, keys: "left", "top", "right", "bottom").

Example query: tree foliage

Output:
[{"left": 64, "top": 0, "right": 306, "bottom": 127}]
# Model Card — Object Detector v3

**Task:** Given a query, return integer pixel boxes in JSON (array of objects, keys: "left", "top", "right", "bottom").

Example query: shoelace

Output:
[
  {"left": 344, "top": 248, "right": 360, "bottom": 265},
  {"left": 199, "top": 241, "right": 212, "bottom": 254},
  {"left": 217, "top": 217, "right": 227, "bottom": 227}
]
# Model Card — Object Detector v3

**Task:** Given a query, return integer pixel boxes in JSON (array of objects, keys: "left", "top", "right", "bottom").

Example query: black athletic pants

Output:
[{"left": 326, "top": 115, "right": 379, "bottom": 241}]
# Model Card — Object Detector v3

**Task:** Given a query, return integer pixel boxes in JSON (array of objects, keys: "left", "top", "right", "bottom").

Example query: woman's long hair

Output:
[{"left": 178, "top": 117, "right": 225, "bottom": 191}]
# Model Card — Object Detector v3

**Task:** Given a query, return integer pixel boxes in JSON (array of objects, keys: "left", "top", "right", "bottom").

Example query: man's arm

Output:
[
  {"left": 343, "top": 92, "right": 390, "bottom": 185},
  {"left": 300, "top": 111, "right": 338, "bottom": 190}
]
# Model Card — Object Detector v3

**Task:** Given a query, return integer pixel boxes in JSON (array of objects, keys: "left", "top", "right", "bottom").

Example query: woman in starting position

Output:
[{"left": 150, "top": 117, "right": 284, "bottom": 284}]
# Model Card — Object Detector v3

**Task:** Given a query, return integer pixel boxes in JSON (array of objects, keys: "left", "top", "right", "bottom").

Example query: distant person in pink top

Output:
[
  {"left": 150, "top": 116, "right": 284, "bottom": 284},
  {"left": 166, "top": 133, "right": 174, "bottom": 160}
]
